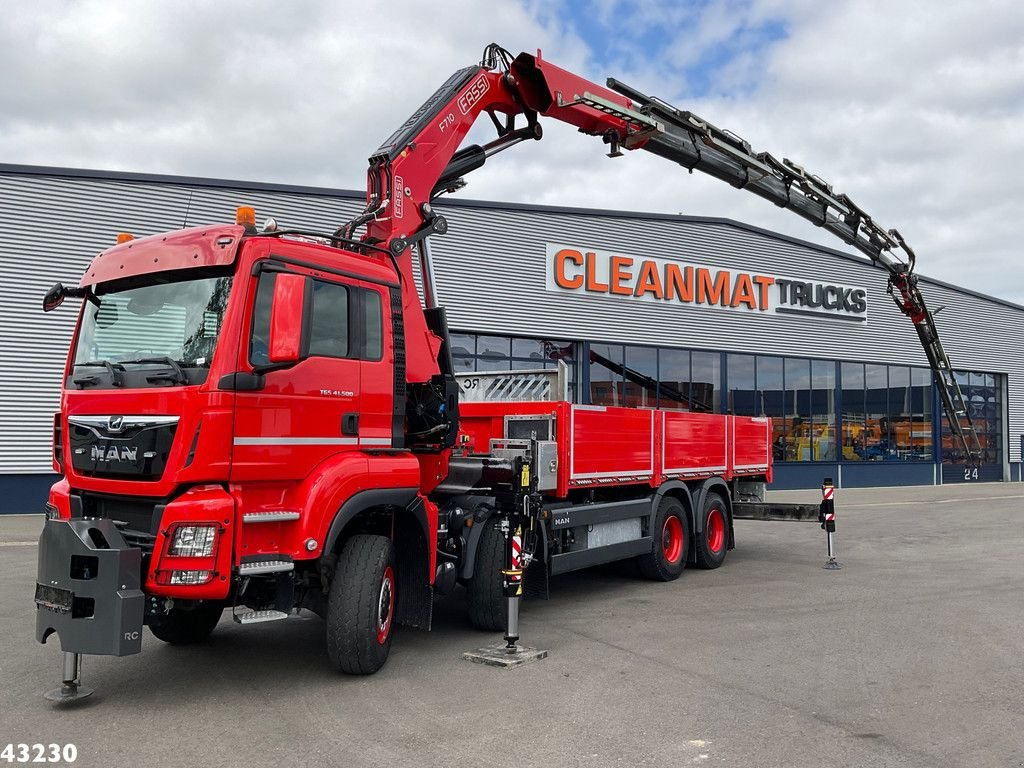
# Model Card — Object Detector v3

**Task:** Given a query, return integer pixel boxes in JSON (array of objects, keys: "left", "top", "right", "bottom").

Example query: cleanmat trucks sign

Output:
[{"left": 546, "top": 244, "right": 868, "bottom": 323}]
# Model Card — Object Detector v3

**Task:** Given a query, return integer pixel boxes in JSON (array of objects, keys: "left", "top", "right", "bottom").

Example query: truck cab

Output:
[{"left": 40, "top": 215, "right": 437, "bottom": 673}]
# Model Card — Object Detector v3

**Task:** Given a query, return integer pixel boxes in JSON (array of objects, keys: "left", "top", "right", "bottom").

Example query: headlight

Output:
[{"left": 168, "top": 525, "right": 217, "bottom": 557}]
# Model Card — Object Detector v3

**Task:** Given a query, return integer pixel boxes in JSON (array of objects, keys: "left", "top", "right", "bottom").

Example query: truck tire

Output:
[
  {"left": 325, "top": 534, "right": 396, "bottom": 675},
  {"left": 638, "top": 497, "right": 688, "bottom": 581},
  {"left": 467, "top": 517, "right": 505, "bottom": 632},
  {"left": 148, "top": 600, "right": 223, "bottom": 645},
  {"left": 695, "top": 492, "right": 729, "bottom": 569}
]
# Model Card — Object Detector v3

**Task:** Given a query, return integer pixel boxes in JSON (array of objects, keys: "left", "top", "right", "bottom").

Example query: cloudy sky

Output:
[{"left": 3, "top": 0, "right": 1022, "bottom": 302}]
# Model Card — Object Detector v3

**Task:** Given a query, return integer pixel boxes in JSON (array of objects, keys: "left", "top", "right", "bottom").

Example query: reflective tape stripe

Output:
[
  {"left": 233, "top": 436, "right": 394, "bottom": 447},
  {"left": 234, "top": 437, "right": 357, "bottom": 446}
]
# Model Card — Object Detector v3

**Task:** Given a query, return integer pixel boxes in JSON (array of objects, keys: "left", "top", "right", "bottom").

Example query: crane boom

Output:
[{"left": 345, "top": 43, "right": 982, "bottom": 463}]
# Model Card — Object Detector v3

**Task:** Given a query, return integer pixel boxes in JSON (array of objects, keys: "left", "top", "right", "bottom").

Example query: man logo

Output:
[
  {"left": 107, "top": 415, "right": 125, "bottom": 434},
  {"left": 91, "top": 444, "right": 138, "bottom": 462}
]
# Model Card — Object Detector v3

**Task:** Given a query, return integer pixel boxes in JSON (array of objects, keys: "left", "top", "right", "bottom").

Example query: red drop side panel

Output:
[
  {"left": 661, "top": 411, "right": 728, "bottom": 479},
  {"left": 569, "top": 405, "right": 654, "bottom": 486},
  {"left": 731, "top": 416, "right": 772, "bottom": 482}
]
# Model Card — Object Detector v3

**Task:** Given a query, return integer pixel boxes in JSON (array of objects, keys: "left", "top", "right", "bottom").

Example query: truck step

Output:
[
  {"left": 242, "top": 511, "right": 300, "bottom": 524},
  {"left": 233, "top": 609, "right": 289, "bottom": 625},
  {"left": 238, "top": 559, "right": 294, "bottom": 576}
]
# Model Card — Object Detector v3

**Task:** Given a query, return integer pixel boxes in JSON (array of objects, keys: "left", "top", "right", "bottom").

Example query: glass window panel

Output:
[
  {"left": 691, "top": 351, "right": 720, "bottom": 413},
  {"left": 452, "top": 354, "right": 475, "bottom": 373},
  {"left": 887, "top": 366, "right": 914, "bottom": 460},
  {"left": 449, "top": 333, "right": 476, "bottom": 359},
  {"left": 757, "top": 357, "right": 787, "bottom": 460},
  {"left": 477, "top": 335, "right": 511, "bottom": 359},
  {"left": 623, "top": 346, "right": 658, "bottom": 408},
  {"left": 308, "top": 280, "right": 350, "bottom": 359},
  {"left": 811, "top": 360, "right": 836, "bottom": 461},
  {"left": 841, "top": 362, "right": 865, "bottom": 461},
  {"left": 910, "top": 367, "right": 934, "bottom": 461},
  {"left": 727, "top": 354, "right": 756, "bottom": 416},
  {"left": 540, "top": 339, "right": 575, "bottom": 365},
  {"left": 364, "top": 291, "right": 382, "bottom": 360},
  {"left": 589, "top": 343, "right": 624, "bottom": 406},
  {"left": 659, "top": 348, "right": 691, "bottom": 411},
  {"left": 784, "top": 358, "right": 810, "bottom": 461},
  {"left": 863, "top": 363, "right": 889, "bottom": 460},
  {"left": 511, "top": 337, "right": 545, "bottom": 360},
  {"left": 942, "top": 370, "right": 1003, "bottom": 464}
]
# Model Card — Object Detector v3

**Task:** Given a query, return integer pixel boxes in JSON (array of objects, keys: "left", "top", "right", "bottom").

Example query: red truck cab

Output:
[{"left": 40, "top": 218, "right": 442, "bottom": 669}]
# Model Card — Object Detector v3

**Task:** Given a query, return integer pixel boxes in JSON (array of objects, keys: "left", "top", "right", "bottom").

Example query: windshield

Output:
[{"left": 73, "top": 273, "right": 233, "bottom": 385}]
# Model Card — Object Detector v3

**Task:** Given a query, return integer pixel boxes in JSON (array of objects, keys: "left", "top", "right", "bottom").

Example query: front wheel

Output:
[
  {"left": 148, "top": 600, "right": 224, "bottom": 645},
  {"left": 325, "top": 534, "right": 396, "bottom": 675},
  {"left": 694, "top": 492, "right": 729, "bottom": 569},
  {"left": 638, "top": 497, "right": 688, "bottom": 581},
  {"left": 467, "top": 517, "right": 505, "bottom": 632}
]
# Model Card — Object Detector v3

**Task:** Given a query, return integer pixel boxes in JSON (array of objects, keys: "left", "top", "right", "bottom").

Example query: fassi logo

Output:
[
  {"left": 458, "top": 74, "right": 490, "bottom": 115},
  {"left": 546, "top": 245, "right": 867, "bottom": 321}
]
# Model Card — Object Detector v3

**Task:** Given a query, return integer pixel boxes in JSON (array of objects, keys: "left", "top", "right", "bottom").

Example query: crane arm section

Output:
[{"left": 346, "top": 44, "right": 981, "bottom": 462}]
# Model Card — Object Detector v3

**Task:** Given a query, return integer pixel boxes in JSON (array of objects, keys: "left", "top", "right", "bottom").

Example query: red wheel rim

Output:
[
  {"left": 706, "top": 508, "right": 726, "bottom": 554},
  {"left": 662, "top": 515, "right": 684, "bottom": 564},
  {"left": 377, "top": 565, "right": 394, "bottom": 645}
]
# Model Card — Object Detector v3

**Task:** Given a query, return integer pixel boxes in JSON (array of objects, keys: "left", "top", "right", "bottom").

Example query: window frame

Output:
[{"left": 248, "top": 268, "right": 385, "bottom": 368}]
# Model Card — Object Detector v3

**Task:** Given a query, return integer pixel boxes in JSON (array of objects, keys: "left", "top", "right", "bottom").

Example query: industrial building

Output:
[{"left": 2, "top": 163, "right": 1020, "bottom": 511}]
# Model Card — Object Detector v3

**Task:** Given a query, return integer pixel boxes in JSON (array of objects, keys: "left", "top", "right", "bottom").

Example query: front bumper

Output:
[{"left": 35, "top": 518, "right": 144, "bottom": 656}]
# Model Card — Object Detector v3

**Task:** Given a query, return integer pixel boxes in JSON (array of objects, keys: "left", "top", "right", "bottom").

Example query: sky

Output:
[{"left": 2, "top": 0, "right": 1022, "bottom": 302}]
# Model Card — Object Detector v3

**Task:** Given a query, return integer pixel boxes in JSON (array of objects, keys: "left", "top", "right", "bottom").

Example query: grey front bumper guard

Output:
[{"left": 35, "top": 518, "right": 144, "bottom": 657}]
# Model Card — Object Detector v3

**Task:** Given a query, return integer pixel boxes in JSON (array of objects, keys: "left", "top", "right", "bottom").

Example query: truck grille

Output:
[
  {"left": 68, "top": 418, "right": 177, "bottom": 480},
  {"left": 115, "top": 525, "right": 158, "bottom": 555},
  {"left": 76, "top": 493, "right": 162, "bottom": 556}
]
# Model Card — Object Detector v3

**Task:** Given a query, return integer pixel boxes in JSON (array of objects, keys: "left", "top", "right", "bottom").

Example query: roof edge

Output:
[{"left": 3, "top": 162, "right": 1022, "bottom": 314}]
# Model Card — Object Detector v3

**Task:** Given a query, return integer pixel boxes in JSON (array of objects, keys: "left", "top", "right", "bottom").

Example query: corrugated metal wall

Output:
[
  {"left": 2, "top": 166, "right": 1020, "bottom": 477},
  {"left": 0, "top": 169, "right": 364, "bottom": 473}
]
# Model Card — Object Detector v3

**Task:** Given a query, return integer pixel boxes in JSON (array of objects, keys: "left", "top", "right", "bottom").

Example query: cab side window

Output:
[
  {"left": 308, "top": 280, "right": 349, "bottom": 358},
  {"left": 249, "top": 273, "right": 276, "bottom": 367},
  {"left": 249, "top": 269, "right": 383, "bottom": 365},
  {"left": 364, "top": 290, "right": 383, "bottom": 361}
]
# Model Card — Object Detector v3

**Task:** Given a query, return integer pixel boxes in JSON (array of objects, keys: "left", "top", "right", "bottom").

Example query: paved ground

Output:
[{"left": 1, "top": 483, "right": 1022, "bottom": 768}]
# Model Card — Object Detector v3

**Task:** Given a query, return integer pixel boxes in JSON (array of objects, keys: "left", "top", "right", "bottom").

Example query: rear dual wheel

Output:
[
  {"left": 638, "top": 497, "right": 688, "bottom": 581},
  {"left": 695, "top": 492, "right": 729, "bottom": 569}
]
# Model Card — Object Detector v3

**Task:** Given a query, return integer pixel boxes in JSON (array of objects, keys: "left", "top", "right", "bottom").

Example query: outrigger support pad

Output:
[{"left": 44, "top": 651, "right": 93, "bottom": 703}]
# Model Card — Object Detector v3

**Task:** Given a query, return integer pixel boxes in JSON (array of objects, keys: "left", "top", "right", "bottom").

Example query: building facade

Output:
[{"left": 1, "top": 164, "right": 1020, "bottom": 512}]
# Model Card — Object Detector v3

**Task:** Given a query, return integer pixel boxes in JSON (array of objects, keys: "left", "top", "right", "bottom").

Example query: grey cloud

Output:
[{"left": 2, "top": 0, "right": 1022, "bottom": 304}]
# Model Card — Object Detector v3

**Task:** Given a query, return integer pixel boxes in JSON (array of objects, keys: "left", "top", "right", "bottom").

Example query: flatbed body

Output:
[{"left": 458, "top": 401, "right": 772, "bottom": 499}]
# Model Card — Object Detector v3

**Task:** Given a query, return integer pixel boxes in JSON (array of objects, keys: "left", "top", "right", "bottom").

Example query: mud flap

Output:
[{"left": 35, "top": 518, "right": 144, "bottom": 656}]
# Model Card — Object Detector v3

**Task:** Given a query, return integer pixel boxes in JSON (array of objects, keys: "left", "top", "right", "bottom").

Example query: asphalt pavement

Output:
[{"left": 1, "top": 482, "right": 1022, "bottom": 768}]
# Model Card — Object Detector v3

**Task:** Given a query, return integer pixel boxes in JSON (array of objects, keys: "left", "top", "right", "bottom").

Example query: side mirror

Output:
[
  {"left": 43, "top": 282, "right": 89, "bottom": 312},
  {"left": 42, "top": 283, "right": 67, "bottom": 312},
  {"left": 268, "top": 273, "right": 307, "bottom": 364}
]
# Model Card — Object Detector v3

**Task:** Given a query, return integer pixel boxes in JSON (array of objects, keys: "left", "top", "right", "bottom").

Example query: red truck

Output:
[{"left": 34, "top": 44, "right": 974, "bottom": 696}]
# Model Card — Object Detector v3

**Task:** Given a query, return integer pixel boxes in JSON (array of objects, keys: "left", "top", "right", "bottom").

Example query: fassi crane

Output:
[
  {"left": 343, "top": 42, "right": 980, "bottom": 463},
  {"left": 36, "top": 42, "right": 980, "bottom": 697}
]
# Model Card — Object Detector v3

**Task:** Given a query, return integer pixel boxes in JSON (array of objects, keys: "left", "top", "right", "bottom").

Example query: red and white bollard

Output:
[{"left": 820, "top": 478, "right": 841, "bottom": 570}]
